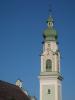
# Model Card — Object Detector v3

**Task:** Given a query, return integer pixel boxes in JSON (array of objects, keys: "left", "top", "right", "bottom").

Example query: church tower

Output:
[{"left": 39, "top": 16, "right": 63, "bottom": 100}]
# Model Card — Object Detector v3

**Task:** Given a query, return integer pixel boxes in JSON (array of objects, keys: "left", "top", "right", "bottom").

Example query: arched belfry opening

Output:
[{"left": 46, "top": 59, "right": 52, "bottom": 72}]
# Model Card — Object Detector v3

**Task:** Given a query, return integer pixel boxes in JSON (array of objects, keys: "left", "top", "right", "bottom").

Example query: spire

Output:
[
  {"left": 43, "top": 14, "right": 57, "bottom": 41},
  {"left": 46, "top": 3, "right": 54, "bottom": 28},
  {"left": 48, "top": 3, "right": 52, "bottom": 16}
]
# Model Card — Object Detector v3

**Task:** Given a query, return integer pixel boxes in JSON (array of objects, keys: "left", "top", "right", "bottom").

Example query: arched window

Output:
[{"left": 46, "top": 59, "right": 52, "bottom": 71}]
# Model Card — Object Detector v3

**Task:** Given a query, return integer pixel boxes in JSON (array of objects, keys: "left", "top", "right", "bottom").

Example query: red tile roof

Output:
[{"left": 0, "top": 80, "right": 30, "bottom": 100}]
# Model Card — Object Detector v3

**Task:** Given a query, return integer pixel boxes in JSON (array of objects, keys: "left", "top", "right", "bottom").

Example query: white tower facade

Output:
[{"left": 39, "top": 16, "right": 63, "bottom": 100}]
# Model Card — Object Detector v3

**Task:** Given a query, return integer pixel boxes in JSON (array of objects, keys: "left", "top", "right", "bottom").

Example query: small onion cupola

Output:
[{"left": 43, "top": 16, "right": 58, "bottom": 41}]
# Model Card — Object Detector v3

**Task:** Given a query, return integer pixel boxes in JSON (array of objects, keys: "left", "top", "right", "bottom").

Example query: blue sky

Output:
[{"left": 0, "top": 0, "right": 75, "bottom": 100}]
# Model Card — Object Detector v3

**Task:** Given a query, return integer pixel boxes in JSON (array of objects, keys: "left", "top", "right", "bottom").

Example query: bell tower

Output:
[{"left": 39, "top": 16, "right": 63, "bottom": 100}]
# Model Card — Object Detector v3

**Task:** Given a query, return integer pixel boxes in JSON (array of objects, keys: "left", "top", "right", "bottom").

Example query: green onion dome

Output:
[{"left": 43, "top": 16, "right": 58, "bottom": 41}]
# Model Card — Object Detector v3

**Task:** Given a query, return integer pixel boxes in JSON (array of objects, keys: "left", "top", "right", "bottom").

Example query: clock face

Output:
[
  {"left": 48, "top": 43, "right": 50, "bottom": 47},
  {"left": 47, "top": 48, "right": 50, "bottom": 55},
  {"left": 46, "top": 43, "right": 51, "bottom": 55}
]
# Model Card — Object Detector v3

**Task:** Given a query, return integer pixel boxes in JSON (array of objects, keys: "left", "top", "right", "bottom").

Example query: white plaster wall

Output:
[{"left": 40, "top": 79, "right": 62, "bottom": 100}]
